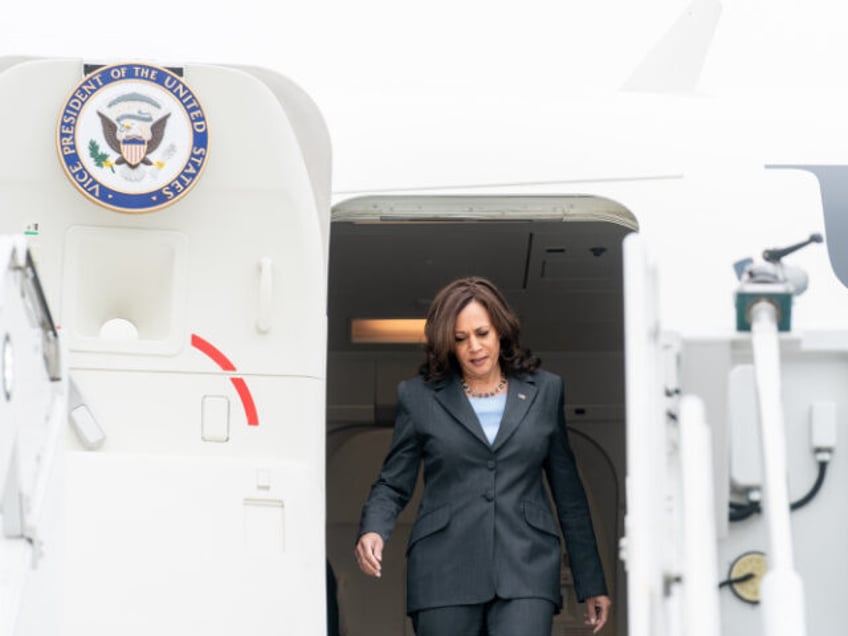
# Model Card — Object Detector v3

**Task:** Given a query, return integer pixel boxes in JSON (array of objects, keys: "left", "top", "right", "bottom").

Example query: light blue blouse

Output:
[{"left": 468, "top": 392, "right": 507, "bottom": 445}]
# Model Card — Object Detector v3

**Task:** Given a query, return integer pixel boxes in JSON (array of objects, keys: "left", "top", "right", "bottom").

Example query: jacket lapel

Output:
[
  {"left": 433, "top": 375, "right": 490, "bottom": 448},
  {"left": 491, "top": 374, "right": 537, "bottom": 452}
]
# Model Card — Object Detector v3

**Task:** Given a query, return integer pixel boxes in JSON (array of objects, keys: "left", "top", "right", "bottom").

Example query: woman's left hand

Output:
[{"left": 584, "top": 594, "right": 611, "bottom": 633}]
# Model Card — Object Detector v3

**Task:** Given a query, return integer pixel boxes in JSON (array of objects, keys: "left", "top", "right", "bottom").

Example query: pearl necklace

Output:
[{"left": 462, "top": 376, "right": 507, "bottom": 398}]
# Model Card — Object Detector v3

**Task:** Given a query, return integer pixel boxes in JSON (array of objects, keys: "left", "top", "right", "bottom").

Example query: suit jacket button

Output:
[
  {"left": 487, "top": 460, "right": 496, "bottom": 471},
  {"left": 484, "top": 490, "right": 494, "bottom": 501}
]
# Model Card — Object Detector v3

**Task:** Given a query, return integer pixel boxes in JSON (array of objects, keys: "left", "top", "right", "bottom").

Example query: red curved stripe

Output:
[
  {"left": 191, "top": 334, "right": 236, "bottom": 371},
  {"left": 231, "top": 378, "right": 259, "bottom": 426},
  {"left": 191, "top": 333, "right": 259, "bottom": 426}
]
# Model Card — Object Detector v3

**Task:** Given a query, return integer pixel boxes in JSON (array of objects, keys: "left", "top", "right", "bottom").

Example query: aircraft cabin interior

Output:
[{"left": 325, "top": 195, "right": 634, "bottom": 636}]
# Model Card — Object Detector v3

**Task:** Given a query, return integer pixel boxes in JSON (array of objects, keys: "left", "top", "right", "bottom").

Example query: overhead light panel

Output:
[{"left": 351, "top": 319, "right": 426, "bottom": 344}]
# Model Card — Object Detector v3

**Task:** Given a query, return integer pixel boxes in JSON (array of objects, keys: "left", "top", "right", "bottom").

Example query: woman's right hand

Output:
[{"left": 354, "top": 532, "right": 384, "bottom": 578}]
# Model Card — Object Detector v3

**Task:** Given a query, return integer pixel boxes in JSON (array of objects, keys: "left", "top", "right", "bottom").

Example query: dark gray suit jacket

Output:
[{"left": 358, "top": 369, "right": 607, "bottom": 614}]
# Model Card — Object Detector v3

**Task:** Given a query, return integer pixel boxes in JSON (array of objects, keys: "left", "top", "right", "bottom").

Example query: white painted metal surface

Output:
[
  {"left": 622, "top": 232, "right": 668, "bottom": 636},
  {"left": 749, "top": 301, "right": 807, "bottom": 636},
  {"left": 678, "top": 396, "right": 721, "bottom": 636},
  {"left": 0, "top": 59, "right": 330, "bottom": 635},
  {"left": 0, "top": 237, "right": 67, "bottom": 636}
]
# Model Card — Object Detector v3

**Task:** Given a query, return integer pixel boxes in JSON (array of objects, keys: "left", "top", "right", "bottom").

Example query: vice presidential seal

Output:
[{"left": 57, "top": 63, "right": 209, "bottom": 213}]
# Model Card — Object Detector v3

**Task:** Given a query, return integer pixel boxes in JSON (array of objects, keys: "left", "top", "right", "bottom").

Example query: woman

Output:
[{"left": 355, "top": 276, "right": 611, "bottom": 635}]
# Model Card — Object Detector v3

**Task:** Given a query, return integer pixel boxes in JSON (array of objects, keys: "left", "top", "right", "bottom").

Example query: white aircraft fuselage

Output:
[{"left": 1, "top": 51, "right": 846, "bottom": 636}]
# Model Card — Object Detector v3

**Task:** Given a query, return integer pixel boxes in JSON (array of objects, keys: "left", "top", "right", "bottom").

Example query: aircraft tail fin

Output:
[{"left": 623, "top": 0, "right": 723, "bottom": 94}]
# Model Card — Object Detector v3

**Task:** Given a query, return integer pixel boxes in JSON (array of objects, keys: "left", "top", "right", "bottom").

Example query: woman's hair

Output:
[{"left": 419, "top": 276, "right": 540, "bottom": 382}]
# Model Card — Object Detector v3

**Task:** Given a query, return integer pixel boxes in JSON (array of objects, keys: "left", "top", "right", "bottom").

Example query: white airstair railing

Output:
[
  {"left": 0, "top": 236, "right": 67, "bottom": 635},
  {"left": 623, "top": 233, "right": 667, "bottom": 636},
  {"left": 624, "top": 234, "right": 725, "bottom": 636},
  {"left": 748, "top": 300, "right": 806, "bottom": 636},
  {"left": 678, "top": 396, "right": 721, "bottom": 636},
  {"left": 733, "top": 234, "right": 822, "bottom": 636}
]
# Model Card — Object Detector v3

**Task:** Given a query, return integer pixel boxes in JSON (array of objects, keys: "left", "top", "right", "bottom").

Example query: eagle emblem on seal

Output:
[{"left": 96, "top": 92, "right": 171, "bottom": 169}]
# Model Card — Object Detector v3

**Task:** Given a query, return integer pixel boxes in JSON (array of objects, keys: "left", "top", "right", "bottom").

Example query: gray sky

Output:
[
  {"left": 5, "top": 0, "right": 848, "bottom": 191},
  {"left": 7, "top": 0, "right": 845, "bottom": 100}
]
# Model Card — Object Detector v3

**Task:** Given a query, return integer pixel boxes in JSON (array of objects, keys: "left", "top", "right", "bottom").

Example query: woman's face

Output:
[{"left": 453, "top": 300, "right": 501, "bottom": 381}]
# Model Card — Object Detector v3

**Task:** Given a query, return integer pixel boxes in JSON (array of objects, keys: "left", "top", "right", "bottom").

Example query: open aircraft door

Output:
[
  {"left": 622, "top": 233, "right": 721, "bottom": 636},
  {"left": 0, "top": 57, "right": 331, "bottom": 635}
]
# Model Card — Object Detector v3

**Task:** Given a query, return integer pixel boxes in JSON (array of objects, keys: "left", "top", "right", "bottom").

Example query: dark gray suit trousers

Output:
[{"left": 412, "top": 597, "right": 555, "bottom": 636}]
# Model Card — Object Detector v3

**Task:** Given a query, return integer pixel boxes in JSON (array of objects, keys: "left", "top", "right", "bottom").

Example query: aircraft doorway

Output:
[{"left": 325, "top": 196, "right": 635, "bottom": 636}]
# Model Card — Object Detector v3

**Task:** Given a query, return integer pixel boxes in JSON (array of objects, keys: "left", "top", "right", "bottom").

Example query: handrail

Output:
[
  {"left": 749, "top": 300, "right": 807, "bottom": 636},
  {"left": 679, "top": 396, "right": 721, "bottom": 636}
]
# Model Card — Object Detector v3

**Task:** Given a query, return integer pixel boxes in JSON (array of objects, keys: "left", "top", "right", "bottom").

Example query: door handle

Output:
[{"left": 257, "top": 257, "right": 273, "bottom": 333}]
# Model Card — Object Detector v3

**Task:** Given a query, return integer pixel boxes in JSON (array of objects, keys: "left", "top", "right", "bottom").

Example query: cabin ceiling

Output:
[{"left": 328, "top": 217, "right": 633, "bottom": 354}]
